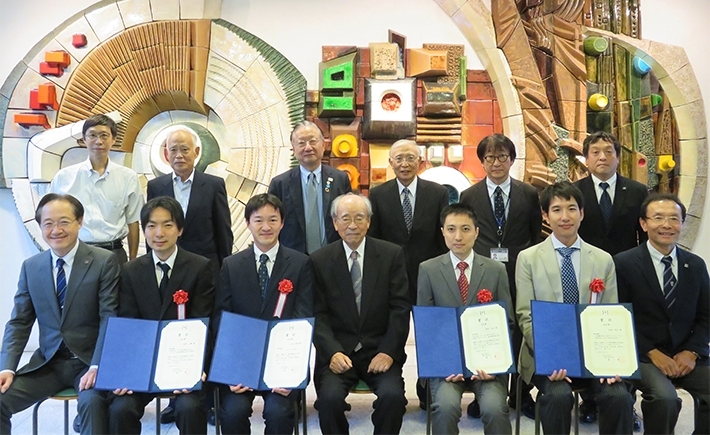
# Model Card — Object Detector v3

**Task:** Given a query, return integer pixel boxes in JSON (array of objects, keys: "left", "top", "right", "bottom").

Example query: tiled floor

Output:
[{"left": 8, "top": 342, "right": 699, "bottom": 434}]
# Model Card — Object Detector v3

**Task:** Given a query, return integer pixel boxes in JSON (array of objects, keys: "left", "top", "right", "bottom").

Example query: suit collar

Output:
[
  {"left": 288, "top": 167, "right": 306, "bottom": 232},
  {"left": 62, "top": 242, "right": 94, "bottom": 319},
  {"left": 330, "top": 242, "right": 361, "bottom": 326},
  {"left": 261, "top": 245, "right": 290, "bottom": 316}
]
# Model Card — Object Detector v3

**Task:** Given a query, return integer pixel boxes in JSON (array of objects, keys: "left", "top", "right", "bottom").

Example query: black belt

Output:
[
  {"left": 56, "top": 344, "right": 79, "bottom": 360},
  {"left": 87, "top": 239, "right": 123, "bottom": 250}
]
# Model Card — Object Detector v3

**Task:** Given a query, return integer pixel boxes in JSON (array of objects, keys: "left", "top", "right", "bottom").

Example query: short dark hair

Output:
[
  {"left": 441, "top": 203, "right": 478, "bottom": 227},
  {"left": 640, "top": 193, "right": 686, "bottom": 222},
  {"left": 140, "top": 197, "right": 185, "bottom": 230},
  {"left": 476, "top": 134, "right": 517, "bottom": 162},
  {"left": 83, "top": 114, "right": 117, "bottom": 138},
  {"left": 582, "top": 131, "right": 621, "bottom": 157},
  {"left": 35, "top": 193, "right": 84, "bottom": 223},
  {"left": 245, "top": 193, "right": 284, "bottom": 222},
  {"left": 540, "top": 181, "right": 585, "bottom": 213}
]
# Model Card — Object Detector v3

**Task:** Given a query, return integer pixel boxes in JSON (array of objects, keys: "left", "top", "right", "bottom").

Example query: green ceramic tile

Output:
[
  {"left": 585, "top": 56, "right": 598, "bottom": 83},
  {"left": 620, "top": 124, "right": 633, "bottom": 151},
  {"left": 552, "top": 123, "right": 570, "bottom": 140},
  {"left": 640, "top": 74, "right": 651, "bottom": 97},
  {"left": 550, "top": 144, "right": 569, "bottom": 182},
  {"left": 587, "top": 111, "right": 612, "bottom": 133},
  {"left": 640, "top": 96, "right": 652, "bottom": 119},
  {"left": 632, "top": 121, "right": 639, "bottom": 150},
  {"left": 638, "top": 118, "right": 655, "bottom": 155},
  {"left": 613, "top": 45, "right": 628, "bottom": 102},
  {"left": 620, "top": 146, "right": 634, "bottom": 178},
  {"left": 617, "top": 101, "right": 632, "bottom": 126},
  {"left": 631, "top": 99, "right": 641, "bottom": 121}
]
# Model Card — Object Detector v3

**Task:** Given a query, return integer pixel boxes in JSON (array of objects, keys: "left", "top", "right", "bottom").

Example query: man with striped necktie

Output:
[{"left": 614, "top": 193, "right": 709, "bottom": 434}]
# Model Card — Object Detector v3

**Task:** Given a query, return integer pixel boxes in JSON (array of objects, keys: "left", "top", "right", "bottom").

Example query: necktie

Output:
[
  {"left": 56, "top": 258, "right": 67, "bottom": 310},
  {"left": 258, "top": 254, "right": 269, "bottom": 299},
  {"left": 661, "top": 256, "right": 677, "bottom": 309},
  {"left": 556, "top": 247, "right": 579, "bottom": 304},
  {"left": 494, "top": 186, "right": 506, "bottom": 229},
  {"left": 305, "top": 173, "right": 322, "bottom": 254},
  {"left": 350, "top": 251, "right": 362, "bottom": 313},
  {"left": 457, "top": 261, "right": 469, "bottom": 304},
  {"left": 158, "top": 262, "right": 170, "bottom": 299},
  {"left": 599, "top": 182, "right": 612, "bottom": 225},
  {"left": 402, "top": 187, "right": 413, "bottom": 234}
]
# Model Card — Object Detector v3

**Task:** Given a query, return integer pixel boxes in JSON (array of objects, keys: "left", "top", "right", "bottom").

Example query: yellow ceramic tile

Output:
[
  {"left": 434, "top": 0, "right": 468, "bottom": 17},
  {"left": 117, "top": 0, "right": 153, "bottom": 28},
  {"left": 210, "top": 23, "right": 260, "bottom": 71},
  {"left": 646, "top": 40, "right": 689, "bottom": 77},
  {"left": 672, "top": 101, "right": 705, "bottom": 142},
  {"left": 2, "top": 138, "right": 29, "bottom": 178},
  {"left": 676, "top": 174, "right": 695, "bottom": 209},
  {"left": 500, "top": 114, "right": 525, "bottom": 157},
  {"left": 244, "top": 59, "right": 284, "bottom": 107},
  {"left": 510, "top": 158, "right": 525, "bottom": 181},
  {"left": 180, "top": 0, "right": 222, "bottom": 19},
  {"left": 54, "top": 16, "right": 101, "bottom": 62},
  {"left": 85, "top": 2, "right": 125, "bottom": 42},
  {"left": 451, "top": 1, "right": 496, "bottom": 53},
  {"left": 150, "top": 0, "right": 180, "bottom": 20},
  {"left": 679, "top": 139, "right": 702, "bottom": 177},
  {"left": 492, "top": 76, "right": 522, "bottom": 121},
  {"left": 668, "top": 64, "right": 703, "bottom": 104}
]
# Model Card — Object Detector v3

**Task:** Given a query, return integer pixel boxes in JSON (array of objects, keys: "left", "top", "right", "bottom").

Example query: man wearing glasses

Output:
[
  {"left": 459, "top": 134, "right": 542, "bottom": 419},
  {"left": 311, "top": 194, "right": 410, "bottom": 434},
  {"left": 268, "top": 121, "right": 351, "bottom": 254},
  {"left": 614, "top": 194, "right": 709, "bottom": 434},
  {"left": 50, "top": 114, "right": 144, "bottom": 264}
]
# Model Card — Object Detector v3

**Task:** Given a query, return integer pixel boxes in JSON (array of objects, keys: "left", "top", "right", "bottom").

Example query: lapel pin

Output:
[
  {"left": 84, "top": 260, "right": 90, "bottom": 264},
  {"left": 684, "top": 263, "right": 689, "bottom": 268}
]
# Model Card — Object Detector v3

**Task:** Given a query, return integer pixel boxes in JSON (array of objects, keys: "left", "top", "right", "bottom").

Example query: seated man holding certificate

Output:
[
  {"left": 515, "top": 181, "right": 633, "bottom": 435},
  {"left": 418, "top": 203, "right": 514, "bottom": 434},
  {"left": 615, "top": 194, "right": 709, "bottom": 435},
  {"left": 311, "top": 193, "right": 411, "bottom": 435},
  {"left": 214, "top": 193, "right": 313, "bottom": 434},
  {"left": 108, "top": 196, "right": 215, "bottom": 434}
]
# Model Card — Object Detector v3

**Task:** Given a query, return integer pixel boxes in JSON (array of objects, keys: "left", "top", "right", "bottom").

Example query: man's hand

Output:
[
  {"left": 673, "top": 350, "right": 697, "bottom": 377},
  {"left": 112, "top": 388, "right": 133, "bottom": 396},
  {"left": 229, "top": 384, "right": 253, "bottom": 394},
  {"left": 79, "top": 367, "right": 97, "bottom": 391},
  {"left": 0, "top": 372, "right": 14, "bottom": 394},
  {"left": 599, "top": 375, "right": 622, "bottom": 385},
  {"left": 547, "top": 369, "right": 571, "bottom": 383},
  {"left": 472, "top": 370, "right": 495, "bottom": 381},
  {"left": 272, "top": 388, "right": 291, "bottom": 397},
  {"left": 329, "top": 352, "right": 353, "bottom": 374},
  {"left": 648, "top": 349, "right": 680, "bottom": 377},
  {"left": 444, "top": 374, "right": 465, "bottom": 383},
  {"left": 173, "top": 389, "right": 191, "bottom": 395},
  {"left": 367, "top": 353, "right": 393, "bottom": 374}
]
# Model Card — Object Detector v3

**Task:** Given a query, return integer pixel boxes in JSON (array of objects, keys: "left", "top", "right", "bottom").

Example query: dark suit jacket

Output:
[
  {"left": 615, "top": 244, "right": 710, "bottom": 362},
  {"left": 118, "top": 248, "right": 215, "bottom": 321},
  {"left": 1, "top": 242, "right": 119, "bottom": 373},
  {"left": 147, "top": 171, "right": 233, "bottom": 267},
  {"left": 574, "top": 174, "right": 648, "bottom": 256},
  {"left": 368, "top": 177, "right": 449, "bottom": 302},
  {"left": 311, "top": 237, "right": 411, "bottom": 371},
  {"left": 459, "top": 177, "right": 541, "bottom": 299},
  {"left": 214, "top": 244, "right": 313, "bottom": 322},
  {"left": 268, "top": 165, "right": 351, "bottom": 253}
]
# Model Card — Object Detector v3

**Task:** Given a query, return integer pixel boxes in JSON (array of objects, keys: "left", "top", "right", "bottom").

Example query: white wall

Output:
[{"left": 0, "top": 0, "right": 709, "bottom": 344}]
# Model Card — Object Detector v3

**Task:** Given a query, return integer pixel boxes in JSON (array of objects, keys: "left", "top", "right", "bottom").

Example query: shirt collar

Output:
[
  {"left": 550, "top": 233, "right": 582, "bottom": 251},
  {"left": 646, "top": 240, "right": 677, "bottom": 263},
  {"left": 449, "top": 249, "right": 474, "bottom": 269},
  {"left": 396, "top": 176, "right": 418, "bottom": 195},
  {"left": 173, "top": 169, "right": 195, "bottom": 184},
  {"left": 591, "top": 172, "right": 617, "bottom": 189},
  {"left": 254, "top": 242, "right": 280, "bottom": 263},
  {"left": 343, "top": 238, "right": 366, "bottom": 261},
  {"left": 299, "top": 165, "right": 322, "bottom": 183},
  {"left": 486, "top": 176, "right": 511, "bottom": 197},
  {"left": 81, "top": 158, "right": 114, "bottom": 175},
  {"left": 152, "top": 245, "right": 179, "bottom": 269},
  {"left": 51, "top": 240, "right": 80, "bottom": 267}
]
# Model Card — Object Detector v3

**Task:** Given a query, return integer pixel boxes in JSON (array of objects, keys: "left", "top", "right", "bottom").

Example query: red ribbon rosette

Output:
[
  {"left": 273, "top": 279, "right": 294, "bottom": 318},
  {"left": 173, "top": 289, "right": 189, "bottom": 319},
  {"left": 477, "top": 289, "right": 493, "bottom": 304},
  {"left": 589, "top": 278, "right": 605, "bottom": 304}
]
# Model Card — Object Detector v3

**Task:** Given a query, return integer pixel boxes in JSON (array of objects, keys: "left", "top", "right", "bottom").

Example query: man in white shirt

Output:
[{"left": 50, "top": 114, "right": 143, "bottom": 264}]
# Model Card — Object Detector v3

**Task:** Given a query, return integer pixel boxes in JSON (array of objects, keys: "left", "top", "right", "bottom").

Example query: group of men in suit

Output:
[{"left": 0, "top": 113, "right": 707, "bottom": 435}]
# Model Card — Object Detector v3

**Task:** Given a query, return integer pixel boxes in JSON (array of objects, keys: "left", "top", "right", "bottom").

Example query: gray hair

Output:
[
  {"left": 289, "top": 120, "right": 325, "bottom": 143},
  {"left": 166, "top": 125, "right": 200, "bottom": 148},
  {"left": 330, "top": 193, "right": 373, "bottom": 219},
  {"left": 389, "top": 139, "right": 421, "bottom": 157}
]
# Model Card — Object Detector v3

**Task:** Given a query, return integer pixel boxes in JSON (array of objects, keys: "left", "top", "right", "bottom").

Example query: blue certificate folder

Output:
[
  {"left": 95, "top": 317, "right": 209, "bottom": 393},
  {"left": 208, "top": 312, "right": 315, "bottom": 391},
  {"left": 531, "top": 301, "right": 640, "bottom": 379},
  {"left": 412, "top": 303, "right": 514, "bottom": 378}
]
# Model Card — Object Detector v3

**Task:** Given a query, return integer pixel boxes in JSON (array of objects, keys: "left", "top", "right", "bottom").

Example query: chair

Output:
[
  {"left": 32, "top": 388, "right": 78, "bottom": 435},
  {"left": 155, "top": 394, "right": 175, "bottom": 435}
]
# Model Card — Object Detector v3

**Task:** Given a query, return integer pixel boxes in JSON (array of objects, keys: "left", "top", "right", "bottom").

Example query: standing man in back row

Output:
[
  {"left": 458, "top": 134, "right": 541, "bottom": 418},
  {"left": 573, "top": 131, "right": 648, "bottom": 427},
  {"left": 268, "top": 121, "right": 351, "bottom": 254},
  {"left": 50, "top": 114, "right": 144, "bottom": 264}
]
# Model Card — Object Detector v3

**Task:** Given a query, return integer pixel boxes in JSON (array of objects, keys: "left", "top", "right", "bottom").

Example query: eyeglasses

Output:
[
  {"left": 295, "top": 138, "right": 321, "bottom": 147},
  {"left": 645, "top": 215, "right": 682, "bottom": 225},
  {"left": 483, "top": 154, "right": 510, "bottom": 163},
  {"left": 392, "top": 154, "right": 419, "bottom": 164},
  {"left": 337, "top": 215, "right": 368, "bottom": 225},
  {"left": 41, "top": 219, "right": 77, "bottom": 230},
  {"left": 85, "top": 133, "right": 112, "bottom": 141}
]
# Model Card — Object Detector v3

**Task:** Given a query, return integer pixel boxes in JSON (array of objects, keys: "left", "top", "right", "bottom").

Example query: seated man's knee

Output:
[
  {"left": 78, "top": 388, "right": 108, "bottom": 413},
  {"left": 174, "top": 394, "right": 203, "bottom": 417},
  {"left": 263, "top": 395, "right": 294, "bottom": 424}
]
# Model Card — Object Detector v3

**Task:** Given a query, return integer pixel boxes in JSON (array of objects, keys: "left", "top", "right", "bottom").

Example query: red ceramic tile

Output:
[
  {"left": 493, "top": 100, "right": 502, "bottom": 133},
  {"left": 322, "top": 46, "right": 357, "bottom": 62},
  {"left": 472, "top": 100, "right": 494, "bottom": 125},
  {"left": 360, "top": 153, "right": 370, "bottom": 170},
  {"left": 358, "top": 47, "right": 370, "bottom": 65},
  {"left": 467, "top": 83, "right": 494, "bottom": 100},
  {"left": 467, "top": 69, "right": 491, "bottom": 83},
  {"left": 358, "top": 64, "right": 371, "bottom": 78}
]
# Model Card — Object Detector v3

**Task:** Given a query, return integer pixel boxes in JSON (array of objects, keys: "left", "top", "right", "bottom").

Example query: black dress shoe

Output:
[
  {"left": 466, "top": 400, "right": 481, "bottom": 418},
  {"left": 72, "top": 415, "right": 81, "bottom": 433},
  {"left": 208, "top": 408, "right": 216, "bottom": 426},
  {"left": 160, "top": 405, "right": 176, "bottom": 424},
  {"left": 579, "top": 400, "right": 597, "bottom": 423},
  {"left": 633, "top": 409, "right": 642, "bottom": 432},
  {"left": 520, "top": 396, "right": 536, "bottom": 420}
]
